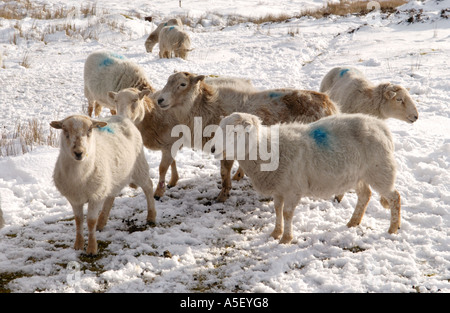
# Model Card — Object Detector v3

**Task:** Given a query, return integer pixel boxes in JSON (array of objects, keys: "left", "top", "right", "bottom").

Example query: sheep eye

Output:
[
  {"left": 180, "top": 83, "right": 186, "bottom": 87},
  {"left": 396, "top": 98, "right": 403, "bottom": 102}
]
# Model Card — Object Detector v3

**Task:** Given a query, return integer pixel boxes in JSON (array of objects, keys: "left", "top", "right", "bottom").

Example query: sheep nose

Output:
[
  {"left": 211, "top": 145, "right": 215, "bottom": 153},
  {"left": 74, "top": 152, "right": 83, "bottom": 160},
  {"left": 157, "top": 98, "right": 164, "bottom": 105}
]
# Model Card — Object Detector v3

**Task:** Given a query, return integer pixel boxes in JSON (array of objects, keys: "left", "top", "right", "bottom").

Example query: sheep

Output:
[
  {"left": 110, "top": 71, "right": 338, "bottom": 201},
  {"left": 145, "top": 18, "right": 183, "bottom": 53},
  {"left": 50, "top": 115, "right": 156, "bottom": 255},
  {"left": 84, "top": 51, "right": 155, "bottom": 117},
  {"left": 158, "top": 26, "right": 191, "bottom": 60},
  {"left": 320, "top": 67, "right": 418, "bottom": 123},
  {"left": 211, "top": 112, "right": 401, "bottom": 244}
]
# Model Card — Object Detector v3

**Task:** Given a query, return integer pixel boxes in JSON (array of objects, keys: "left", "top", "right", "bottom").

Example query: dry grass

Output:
[
  {"left": 184, "top": 0, "right": 408, "bottom": 27},
  {"left": 0, "top": 118, "right": 58, "bottom": 157}
]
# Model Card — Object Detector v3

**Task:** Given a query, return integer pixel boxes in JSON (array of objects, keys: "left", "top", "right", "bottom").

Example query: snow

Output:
[{"left": 0, "top": 0, "right": 449, "bottom": 293}]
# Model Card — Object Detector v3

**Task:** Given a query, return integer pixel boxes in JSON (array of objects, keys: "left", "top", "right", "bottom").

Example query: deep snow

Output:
[{"left": 0, "top": 0, "right": 449, "bottom": 293}]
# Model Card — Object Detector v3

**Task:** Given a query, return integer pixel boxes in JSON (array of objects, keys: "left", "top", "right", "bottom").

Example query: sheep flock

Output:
[{"left": 26, "top": 17, "right": 419, "bottom": 255}]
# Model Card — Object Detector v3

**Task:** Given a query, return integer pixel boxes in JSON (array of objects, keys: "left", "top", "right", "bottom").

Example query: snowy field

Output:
[{"left": 0, "top": 0, "right": 449, "bottom": 293}]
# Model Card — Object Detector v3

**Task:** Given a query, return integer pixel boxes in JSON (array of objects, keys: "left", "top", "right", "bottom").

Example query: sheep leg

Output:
[
  {"left": 97, "top": 197, "right": 115, "bottom": 231},
  {"left": 87, "top": 99, "right": 95, "bottom": 117},
  {"left": 167, "top": 160, "right": 179, "bottom": 188},
  {"left": 270, "top": 195, "right": 284, "bottom": 239},
  {"left": 217, "top": 160, "right": 234, "bottom": 202},
  {"left": 86, "top": 201, "right": 102, "bottom": 255},
  {"left": 154, "top": 150, "right": 174, "bottom": 200},
  {"left": 71, "top": 203, "right": 85, "bottom": 251},
  {"left": 94, "top": 102, "right": 102, "bottom": 117},
  {"left": 279, "top": 205, "right": 295, "bottom": 244},
  {"left": 232, "top": 166, "right": 245, "bottom": 181},
  {"left": 141, "top": 179, "right": 157, "bottom": 225},
  {"left": 385, "top": 190, "right": 401, "bottom": 234},
  {"left": 347, "top": 181, "right": 371, "bottom": 228}
]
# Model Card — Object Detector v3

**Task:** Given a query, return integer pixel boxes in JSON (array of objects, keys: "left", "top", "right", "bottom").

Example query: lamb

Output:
[
  {"left": 50, "top": 115, "right": 156, "bottom": 255},
  {"left": 211, "top": 112, "right": 401, "bottom": 244},
  {"left": 84, "top": 51, "right": 155, "bottom": 117},
  {"left": 158, "top": 26, "right": 191, "bottom": 60},
  {"left": 320, "top": 67, "right": 418, "bottom": 123},
  {"left": 110, "top": 71, "right": 337, "bottom": 201},
  {"left": 145, "top": 18, "right": 183, "bottom": 53}
]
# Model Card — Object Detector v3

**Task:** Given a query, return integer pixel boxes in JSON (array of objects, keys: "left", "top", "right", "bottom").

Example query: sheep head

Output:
[
  {"left": 211, "top": 113, "right": 261, "bottom": 161},
  {"left": 157, "top": 72, "right": 205, "bottom": 110},
  {"left": 383, "top": 84, "right": 419, "bottom": 123},
  {"left": 109, "top": 88, "right": 150, "bottom": 124},
  {"left": 50, "top": 115, "right": 107, "bottom": 161}
]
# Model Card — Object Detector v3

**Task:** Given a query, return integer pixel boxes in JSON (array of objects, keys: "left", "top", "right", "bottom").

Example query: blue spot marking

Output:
[
  {"left": 309, "top": 127, "right": 329, "bottom": 148},
  {"left": 100, "top": 57, "right": 114, "bottom": 67},
  {"left": 97, "top": 125, "right": 114, "bottom": 134},
  {"left": 269, "top": 92, "right": 283, "bottom": 99},
  {"left": 169, "top": 26, "right": 175, "bottom": 30},
  {"left": 164, "top": 22, "right": 168, "bottom": 26},
  {"left": 109, "top": 52, "right": 125, "bottom": 60},
  {"left": 339, "top": 69, "right": 350, "bottom": 77}
]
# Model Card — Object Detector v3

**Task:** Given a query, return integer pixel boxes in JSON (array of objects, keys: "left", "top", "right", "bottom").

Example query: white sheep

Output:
[
  {"left": 50, "top": 115, "right": 156, "bottom": 255},
  {"left": 211, "top": 112, "right": 401, "bottom": 244},
  {"left": 84, "top": 51, "right": 155, "bottom": 117},
  {"left": 158, "top": 25, "right": 191, "bottom": 60},
  {"left": 111, "top": 72, "right": 337, "bottom": 202},
  {"left": 145, "top": 18, "right": 183, "bottom": 53},
  {"left": 320, "top": 67, "right": 418, "bottom": 123}
]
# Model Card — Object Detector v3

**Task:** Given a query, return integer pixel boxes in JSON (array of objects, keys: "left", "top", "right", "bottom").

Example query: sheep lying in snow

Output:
[
  {"left": 110, "top": 72, "right": 337, "bottom": 201},
  {"left": 211, "top": 112, "right": 401, "bottom": 244},
  {"left": 158, "top": 26, "right": 191, "bottom": 59},
  {"left": 320, "top": 67, "right": 418, "bottom": 123},
  {"left": 50, "top": 115, "right": 156, "bottom": 255},
  {"left": 145, "top": 18, "right": 183, "bottom": 53},
  {"left": 84, "top": 51, "right": 155, "bottom": 117}
]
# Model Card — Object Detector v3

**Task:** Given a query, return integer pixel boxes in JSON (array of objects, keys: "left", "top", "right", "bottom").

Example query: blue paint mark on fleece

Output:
[
  {"left": 97, "top": 125, "right": 114, "bottom": 134},
  {"left": 309, "top": 127, "right": 329, "bottom": 148},
  {"left": 339, "top": 68, "right": 350, "bottom": 77},
  {"left": 269, "top": 92, "right": 283, "bottom": 99},
  {"left": 109, "top": 52, "right": 125, "bottom": 60},
  {"left": 100, "top": 57, "right": 114, "bottom": 67},
  {"left": 169, "top": 26, "right": 175, "bottom": 30}
]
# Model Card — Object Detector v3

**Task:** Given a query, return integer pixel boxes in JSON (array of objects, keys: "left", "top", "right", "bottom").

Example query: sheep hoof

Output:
[
  {"left": 270, "top": 229, "right": 283, "bottom": 239},
  {"left": 146, "top": 221, "right": 156, "bottom": 227},
  {"left": 388, "top": 225, "right": 400, "bottom": 234},
  {"left": 346, "top": 221, "right": 359, "bottom": 228},
  {"left": 279, "top": 235, "right": 293, "bottom": 244},
  {"left": 74, "top": 238, "right": 84, "bottom": 251},
  {"left": 153, "top": 195, "right": 161, "bottom": 200},
  {"left": 216, "top": 191, "right": 229, "bottom": 203},
  {"left": 334, "top": 194, "right": 344, "bottom": 203}
]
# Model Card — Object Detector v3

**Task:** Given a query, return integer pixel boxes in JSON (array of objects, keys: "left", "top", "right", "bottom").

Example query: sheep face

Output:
[
  {"left": 145, "top": 34, "right": 158, "bottom": 53},
  {"left": 50, "top": 116, "right": 107, "bottom": 162},
  {"left": 212, "top": 113, "right": 260, "bottom": 161},
  {"left": 383, "top": 85, "right": 419, "bottom": 123},
  {"left": 157, "top": 72, "right": 205, "bottom": 110},
  {"left": 109, "top": 88, "right": 150, "bottom": 123}
]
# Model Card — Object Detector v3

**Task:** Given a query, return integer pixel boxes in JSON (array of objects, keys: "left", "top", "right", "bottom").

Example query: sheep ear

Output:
[
  {"left": 92, "top": 121, "right": 108, "bottom": 129},
  {"left": 190, "top": 75, "right": 205, "bottom": 84},
  {"left": 384, "top": 90, "right": 396, "bottom": 100},
  {"left": 139, "top": 89, "right": 151, "bottom": 100},
  {"left": 50, "top": 121, "right": 63, "bottom": 129},
  {"left": 108, "top": 91, "right": 117, "bottom": 102}
]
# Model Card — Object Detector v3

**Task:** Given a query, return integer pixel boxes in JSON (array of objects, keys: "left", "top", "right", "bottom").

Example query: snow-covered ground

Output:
[{"left": 0, "top": 0, "right": 449, "bottom": 292}]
